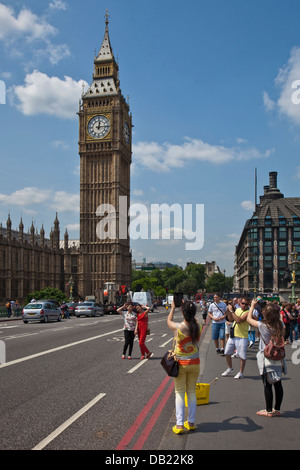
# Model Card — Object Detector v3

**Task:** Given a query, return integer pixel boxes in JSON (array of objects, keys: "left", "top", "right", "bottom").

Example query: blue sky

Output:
[{"left": 1, "top": 0, "right": 300, "bottom": 276}]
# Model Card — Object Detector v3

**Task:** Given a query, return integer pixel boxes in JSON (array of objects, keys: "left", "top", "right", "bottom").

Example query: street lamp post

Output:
[
  {"left": 69, "top": 276, "right": 75, "bottom": 302},
  {"left": 253, "top": 274, "right": 257, "bottom": 297},
  {"left": 289, "top": 248, "right": 299, "bottom": 304}
]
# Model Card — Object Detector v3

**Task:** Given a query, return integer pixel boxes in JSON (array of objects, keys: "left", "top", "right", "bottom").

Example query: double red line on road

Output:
[
  {"left": 115, "top": 375, "right": 174, "bottom": 450},
  {"left": 116, "top": 318, "right": 211, "bottom": 450}
]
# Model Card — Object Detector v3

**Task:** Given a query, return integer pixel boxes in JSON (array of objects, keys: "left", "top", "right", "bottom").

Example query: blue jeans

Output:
[
  {"left": 212, "top": 322, "right": 225, "bottom": 340},
  {"left": 290, "top": 323, "right": 299, "bottom": 342}
]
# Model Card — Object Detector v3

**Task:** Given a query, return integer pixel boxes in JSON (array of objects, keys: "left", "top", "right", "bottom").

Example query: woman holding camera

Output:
[
  {"left": 167, "top": 300, "right": 202, "bottom": 434},
  {"left": 117, "top": 302, "right": 137, "bottom": 359},
  {"left": 247, "top": 300, "right": 286, "bottom": 417}
]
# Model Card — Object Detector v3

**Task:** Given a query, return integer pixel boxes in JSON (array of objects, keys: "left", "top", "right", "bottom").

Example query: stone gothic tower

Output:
[{"left": 78, "top": 12, "right": 132, "bottom": 297}]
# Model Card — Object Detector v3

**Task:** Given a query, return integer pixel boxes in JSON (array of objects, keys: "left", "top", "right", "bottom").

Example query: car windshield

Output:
[{"left": 24, "top": 304, "right": 43, "bottom": 310}]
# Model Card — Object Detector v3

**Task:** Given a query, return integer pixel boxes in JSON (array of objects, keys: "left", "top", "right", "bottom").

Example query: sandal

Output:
[
  {"left": 184, "top": 421, "right": 196, "bottom": 431},
  {"left": 256, "top": 409, "right": 273, "bottom": 417},
  {"left": 172, "top": 425, "right": 184, "bottom": 435},
  {"left": 272, "top": 409, "right": 281, "bottom": 417}
]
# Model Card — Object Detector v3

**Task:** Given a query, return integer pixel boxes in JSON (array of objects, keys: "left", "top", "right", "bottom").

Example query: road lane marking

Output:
[
  {"left": 159, "top": 337, "right": 173, "bottom": 348},
  {"left": 32, "top": 392, "right": 106, "bottom": 450},
  {"left": 116, "top": 375, "right": 171, "bottom": 450},
  {"left": 0, "top": 328, "right": 123, "bottom": 369},
  {"left": 127, "top": 355, "right": 154, "bottom": 374},
  {"left": 132, "top": 380, "right": 174, "bottom": 450}
]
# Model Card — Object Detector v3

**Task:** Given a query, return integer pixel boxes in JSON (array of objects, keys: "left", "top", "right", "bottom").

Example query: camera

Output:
[{"left": 174, "top": 292, "right": 184, "bottom": 307}]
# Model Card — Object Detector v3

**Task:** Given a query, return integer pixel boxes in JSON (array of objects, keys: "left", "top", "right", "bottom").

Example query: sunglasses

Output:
[{"left": 241, "top": 302, "right": 248, "bottom": 306}]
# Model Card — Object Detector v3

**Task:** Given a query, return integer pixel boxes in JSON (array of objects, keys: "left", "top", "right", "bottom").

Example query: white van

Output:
[{"left": 132, "top": 292, "right": 153, "bottom": 311}]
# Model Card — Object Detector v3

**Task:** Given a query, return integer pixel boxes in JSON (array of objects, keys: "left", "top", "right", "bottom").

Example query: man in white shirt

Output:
[{"left": 208, "top": 293, "right": 227, "bottom": 354}]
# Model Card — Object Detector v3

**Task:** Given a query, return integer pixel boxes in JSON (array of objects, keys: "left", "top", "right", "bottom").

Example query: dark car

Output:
[
  {"left": 66, "top": 302, "right": 78, "bottom": 316},
  {"left": 104, "top": 303, "right": 118, "bottom": 314}
]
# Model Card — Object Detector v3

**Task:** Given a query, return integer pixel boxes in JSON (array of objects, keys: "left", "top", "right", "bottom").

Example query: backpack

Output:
[
  {"left": 6, "top": 302, "right": 10, "bottom": 308},
  {"left": 264, "top": 336, "right": 285, "bottom": 361}
]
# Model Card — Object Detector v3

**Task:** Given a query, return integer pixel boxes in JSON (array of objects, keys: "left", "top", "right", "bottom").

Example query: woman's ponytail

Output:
[{"left": 182, "top": 301, "right": 200, "bottom": 344}]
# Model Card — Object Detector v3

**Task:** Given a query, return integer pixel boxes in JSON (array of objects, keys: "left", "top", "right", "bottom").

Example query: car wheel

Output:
[
  {"left": 57, "top": 314, "right": 62, "bottom": 322},
  {"left": 43, "top": 315, "right": 48, "bottom": 323},
  {"left": 23, "top": 320, "right": 28, "bottom": 324}
]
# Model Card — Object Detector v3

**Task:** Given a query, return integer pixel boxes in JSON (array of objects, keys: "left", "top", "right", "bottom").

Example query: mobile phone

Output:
[{"left": 174, "top": 292, "right": 183, "bottom": 307}]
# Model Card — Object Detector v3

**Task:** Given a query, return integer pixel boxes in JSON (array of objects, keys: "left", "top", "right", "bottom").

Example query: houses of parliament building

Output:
[{"left": 0, "top": 14, "right": 132, "bottom": 303}]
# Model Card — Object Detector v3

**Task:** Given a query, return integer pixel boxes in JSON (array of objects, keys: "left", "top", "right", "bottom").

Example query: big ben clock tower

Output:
[{"left": 78, "top": 11, "right": 132, "bottom": 298}]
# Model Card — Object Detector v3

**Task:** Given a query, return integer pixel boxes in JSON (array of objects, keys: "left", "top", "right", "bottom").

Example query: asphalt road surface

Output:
[{"left": 0, "top": 307, "right": 184, "bottom": 451}]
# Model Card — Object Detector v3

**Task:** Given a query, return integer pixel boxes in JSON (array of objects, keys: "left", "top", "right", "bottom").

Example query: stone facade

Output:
[
  {"left": 235, "top": 172, "right": 300, "bottom": 299},
  {"left": 0, "top": 15, "right": 132, "bottom": 303}
]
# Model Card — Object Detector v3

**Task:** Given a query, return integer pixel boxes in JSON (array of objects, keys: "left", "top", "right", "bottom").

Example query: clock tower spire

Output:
[{"left": 78, "top": 12, "right": 132, "bottom": 299}]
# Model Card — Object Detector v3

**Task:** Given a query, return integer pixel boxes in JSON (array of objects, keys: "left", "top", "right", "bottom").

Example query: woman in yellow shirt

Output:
[{"left": 167, "top": 300, "right": 202, "bottom": 434}]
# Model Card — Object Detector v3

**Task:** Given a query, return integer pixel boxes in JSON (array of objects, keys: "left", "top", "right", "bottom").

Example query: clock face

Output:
[
  {"left": 123, "top": 121, "right": 130, "bottom": 145},
  {"left": 88, "top": 115, "right": 110, "bottom": 139}
]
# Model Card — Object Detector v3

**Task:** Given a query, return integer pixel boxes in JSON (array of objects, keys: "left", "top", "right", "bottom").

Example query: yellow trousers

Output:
[{"left": 174, "top": 363, "right": 200, "bottom": 425}]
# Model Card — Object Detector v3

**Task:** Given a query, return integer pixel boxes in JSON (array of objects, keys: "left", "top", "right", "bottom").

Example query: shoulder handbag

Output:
[
  {"left": 230, "top": 322, "right": 236, "bottom": 338},
  {"left": 160, "top": 331, "right": 179, "bottom": 377},
  {"left": 264, "top": 336, "right": 285, "bottom": 361}
]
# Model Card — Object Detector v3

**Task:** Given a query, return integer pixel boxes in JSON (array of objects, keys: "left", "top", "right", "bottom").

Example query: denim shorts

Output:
[{"left": 212, "top": 322, "right": 225, "bottom": 340}]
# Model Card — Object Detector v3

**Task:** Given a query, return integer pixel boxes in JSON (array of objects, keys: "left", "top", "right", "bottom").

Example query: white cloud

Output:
[
  {"left": 0, "top": 187, "right": 79, "bottom": 213},
  {"left": 49, "top": 1, "right": 68, "bottom": 11},
  {"left": 241, "top": 200, "right": 255, "bottom": 211},
  {"left": 11, "top": 70, "right": 88, "bottom": 119},
  {"left": 263, "top": 91, "right": 276, "bottom": 111},
  {"left": 0, "top": 4, "right": 56, "bottom": 41},
  {"left": 133, "top": 138, "right": 273, "bottom": 172},
  {"left": 0, "top": 3, "right": 70, "bottom": 65},
  {"left": 264, "top": 47, "right": 300, "bottom": 125}
]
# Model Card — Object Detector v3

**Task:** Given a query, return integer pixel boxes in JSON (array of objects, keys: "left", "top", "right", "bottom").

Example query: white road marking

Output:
[
  {"left": 127, "top": 355, "right": 154, "bottom": 374},
  {"left": 0, "top": 328, "right": 123, "bottom": 369},
  {"left": 32, "top": 392, "right": 106, "bottom": 450},
  {"left": 159, "top": 337, "right": 173, "bottom": 348}
]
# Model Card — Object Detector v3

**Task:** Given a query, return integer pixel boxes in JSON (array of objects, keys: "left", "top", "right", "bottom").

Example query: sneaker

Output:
[
  {"left": 249, "top": 341, "right": 253, "bottom": 348},
  {"left": 220, "top": 348, "right": 225, "bottom": 356},
  {"left": 140, "top": 356, "right": 145, "bottom": 360},
  {"left": 121, "top": 355, "right": 125, "bottom": 359},
  {"left": 222, "top": 368, "right": 233, "bottom": 377},
  {"left": 234, "top": 372, "right": 244, "bottom": 379},
  {"left": 216, "top": 348, "right": 221, "bottom": 354},
  {"left": 146, "top": 352, "right": 153, "bottom": 359},
  {"left": 128, "top": 356, "right": 131, "bottom": 360}
]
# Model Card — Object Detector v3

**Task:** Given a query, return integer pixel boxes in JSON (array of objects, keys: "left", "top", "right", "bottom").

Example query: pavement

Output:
[
  {"left": 160, "top": 321, "right": 300, "bottom": 451},
  {"left": 2, "top": 313, "right": 299, "bottom": 450}
]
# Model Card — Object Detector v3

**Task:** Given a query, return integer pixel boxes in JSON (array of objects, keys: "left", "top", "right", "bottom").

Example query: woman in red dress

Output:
[{"left": 135, "top": 304, "right": 152, "bottom": 359}]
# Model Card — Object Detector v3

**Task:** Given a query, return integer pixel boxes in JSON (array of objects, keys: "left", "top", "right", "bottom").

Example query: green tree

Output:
[
  {"left": 184, "top": 264, "right": 206, "bottom": 290},
  {"left": 205, "top": 274, "right": 233, "bottom": 294},
  {"left": 175, "top": 278, "right": 198, "bottom": 296},
  {"left": 25, "top": 287, "right": 68, "bottom": 306}
]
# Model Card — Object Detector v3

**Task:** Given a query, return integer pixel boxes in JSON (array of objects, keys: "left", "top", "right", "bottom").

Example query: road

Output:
[{"left": 0, "top": 307, "right": 182, "bottom": 451}]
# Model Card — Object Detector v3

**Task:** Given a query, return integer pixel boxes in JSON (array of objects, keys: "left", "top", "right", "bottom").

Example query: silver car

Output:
[
  {"left": 75, "top": 302, "right": 104, "bottom": 317},
  {"left": 22, "top": 301, "right": 62, "bottom": 324}
]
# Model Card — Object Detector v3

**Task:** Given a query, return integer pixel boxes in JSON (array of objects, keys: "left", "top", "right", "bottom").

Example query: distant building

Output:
[
  {"left": 235, "top": 171, "right": 300, "bottom": 299},
  {"left": 132, "top": 260, "right": 180, "bottom": 271}
]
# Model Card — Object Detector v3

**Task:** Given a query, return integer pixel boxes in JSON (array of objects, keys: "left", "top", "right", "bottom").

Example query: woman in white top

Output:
[
  {"left": 117, "top": 302, "right": 137, "bottom": 359},
  {"left": 247, "top": 300, "right": 285, "bottom": 417}
]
